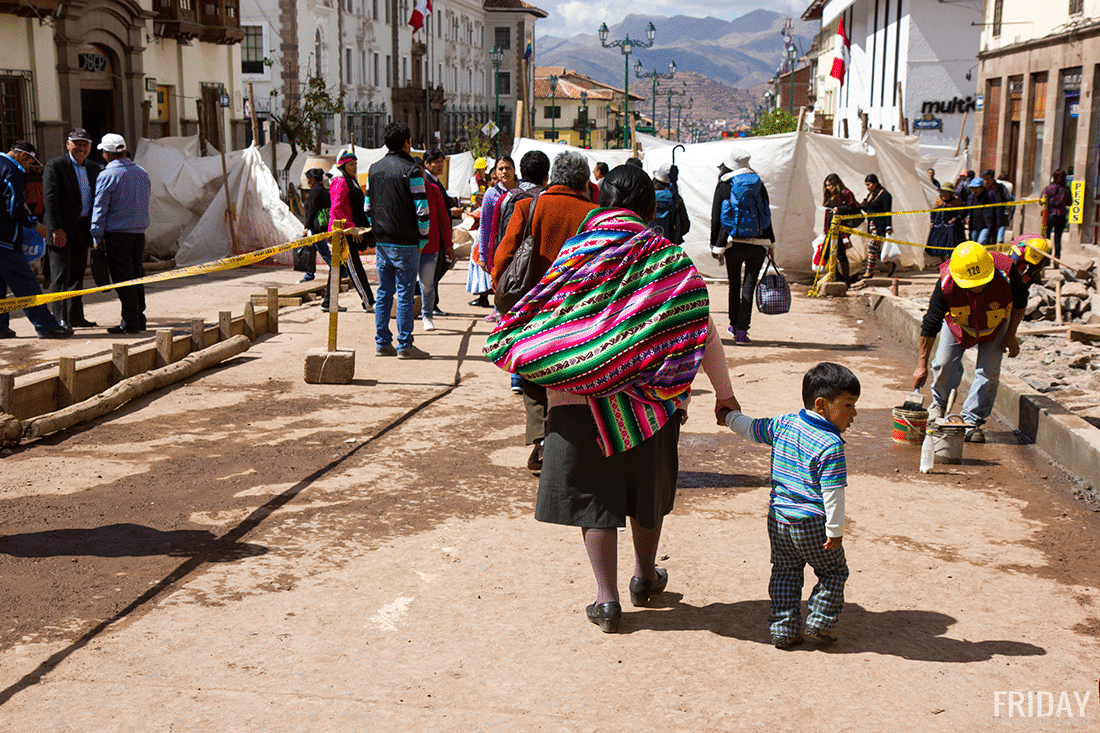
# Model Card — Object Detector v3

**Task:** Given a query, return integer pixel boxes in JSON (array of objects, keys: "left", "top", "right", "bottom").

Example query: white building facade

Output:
[{"left": 804, "top": 0, "right": 983, "bottom": 160}]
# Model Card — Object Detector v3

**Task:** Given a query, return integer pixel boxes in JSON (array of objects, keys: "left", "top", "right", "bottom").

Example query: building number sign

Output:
[{"left": 78, "top": 52, "right": 109, "bottom": 73}]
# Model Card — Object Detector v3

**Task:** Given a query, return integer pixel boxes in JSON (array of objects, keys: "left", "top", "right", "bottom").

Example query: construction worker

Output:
[
  {"left": 1009, "top": 235, "right": 1052, "bottom": 285},
  {"left": 913, "top": 241, "right": 1029, "bottom": 443}
]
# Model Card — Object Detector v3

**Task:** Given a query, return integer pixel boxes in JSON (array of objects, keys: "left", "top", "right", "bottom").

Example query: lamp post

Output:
[
  {"left": 634, "top": 59, "right": 674, "bottom": 137},
  {"left": 786, "top": 44, "right": 797, "bottom": 115},
  {"left": 580, "top": 90, "right": 589, "bottom": 148},
  {"left": 490, "top": 46, "right": 504, "bottom": 159},
  {"left": 673, "top": 97, "right": 692, "bottom": 142},
  {"left": 548, "top": 73, "right": 558, "bottom": 141},
  {"left": 598, "top": 20, "right": 655, "bottom": 149},
  {"left": 662, "top": 81, "right": 686, "bottom": 139},
  {"left": 763, "top": 90, "right": 772, "bottom": 114}
]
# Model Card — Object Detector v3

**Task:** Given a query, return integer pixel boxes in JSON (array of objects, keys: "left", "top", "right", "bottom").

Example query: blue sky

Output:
[{"left": 533, "top": 1, "right": 805, "bottom": 39}]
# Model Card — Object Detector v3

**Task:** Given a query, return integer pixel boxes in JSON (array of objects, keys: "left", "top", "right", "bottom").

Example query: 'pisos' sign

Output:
[{"left": 921, "top": 96, "right": 978, "bottom": 115}]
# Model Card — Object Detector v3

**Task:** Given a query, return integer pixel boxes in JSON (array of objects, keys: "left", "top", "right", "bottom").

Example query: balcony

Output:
[
  {"left": 153, "top": 0, "right": 202, "bottom": 41},
  {"left": 198, "top": 0, "right": 244, "bottom": 45},
  {"left": 0, "top": 0, "right": 58, "bottom": 17}
]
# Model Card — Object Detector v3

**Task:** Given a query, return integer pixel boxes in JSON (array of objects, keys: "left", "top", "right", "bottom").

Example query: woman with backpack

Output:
[
  {"left": 820, "top": 173, "right": 859, "bottom": 288},
  {"left": 710, "top": 149, "right": 774, "bottom": 344},
  {"left": 650, "top": 164, "right": 690, "bottom": 245}
]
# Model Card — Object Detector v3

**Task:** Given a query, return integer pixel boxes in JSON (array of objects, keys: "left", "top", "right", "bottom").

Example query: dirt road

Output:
[{"left": 1, "top": 264, "right": 1097, "bottom": 731}]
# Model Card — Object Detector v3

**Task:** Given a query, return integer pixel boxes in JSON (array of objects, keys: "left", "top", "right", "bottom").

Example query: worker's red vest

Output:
[{"left": 938, "top": 252, "right": 1014, "bottom": 348}]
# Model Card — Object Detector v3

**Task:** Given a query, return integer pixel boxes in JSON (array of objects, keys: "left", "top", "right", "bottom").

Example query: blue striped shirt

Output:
[
  {"left": 70, "top": 152, "right": 92, "bottom": 217},
  {"left": 744, "top": 409, "right": 847, "bottom": 524},
  {"left": 90, "top": 158, "right": 151, "bottom": 240}
]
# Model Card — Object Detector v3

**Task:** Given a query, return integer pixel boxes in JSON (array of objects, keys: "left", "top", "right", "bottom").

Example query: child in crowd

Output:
[{"left": 717, "top": 362, "right": 860, "bottom": 649}]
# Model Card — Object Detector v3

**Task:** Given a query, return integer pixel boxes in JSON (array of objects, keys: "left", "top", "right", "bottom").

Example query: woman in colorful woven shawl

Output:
[{"left": 485, "top": 165, "right": 741, "bottom": 633}]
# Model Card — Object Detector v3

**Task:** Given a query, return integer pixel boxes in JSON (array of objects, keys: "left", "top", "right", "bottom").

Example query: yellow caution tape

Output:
[
  {"left": 834, "top": 198, "right": 1040, "bottom": 220},
  {"left": 0, "top": 228, "right": 359, "bottom": 315}
]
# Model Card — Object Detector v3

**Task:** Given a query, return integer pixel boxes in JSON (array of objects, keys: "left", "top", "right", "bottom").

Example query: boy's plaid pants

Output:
[{"left": 767, "top": 515, "right": 849, "bottom": 636}]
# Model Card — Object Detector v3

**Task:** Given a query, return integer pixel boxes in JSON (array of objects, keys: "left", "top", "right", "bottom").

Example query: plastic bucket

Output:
[
  {"left": 932, "top": 422, "right": 966, "bottom": 464},
  {"left": 892, "top": 407, "right": 928, "bottom": 444}
]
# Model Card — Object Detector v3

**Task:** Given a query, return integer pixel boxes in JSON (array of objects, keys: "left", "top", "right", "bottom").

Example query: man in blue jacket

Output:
[{"left": 0, "top": 140, "right": 70, "bottom": 339}]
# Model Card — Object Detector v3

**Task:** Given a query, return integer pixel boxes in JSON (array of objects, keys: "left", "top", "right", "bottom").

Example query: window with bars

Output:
[
  {"left": 992, "top": 0, "right": 1003, "bottom": 37},
  {"left": 494, "top": 27, "right": 510, "bottom": 50},
  {"left": 242, "top": 26, "right": 264, "bottom": 74},
  {"left": 496, "top": 71, "right": 511, "bottom": 96},
  {"left": 0, "top": 72, "right": 32, "bottom": 152},
  {"left": 1069, "top": 0, "right": 1083, "bottom": 14}
]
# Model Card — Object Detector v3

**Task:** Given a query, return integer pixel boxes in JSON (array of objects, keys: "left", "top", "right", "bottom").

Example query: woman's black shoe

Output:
[
  {"left": 586, "top": 601, "right": 622, "bottom": 633},
  {"left": 468, "top": 297, "right": 490, "bottom": 307},
  {"left": 629, "top": 568, "right": 668, "bottom": 606}
]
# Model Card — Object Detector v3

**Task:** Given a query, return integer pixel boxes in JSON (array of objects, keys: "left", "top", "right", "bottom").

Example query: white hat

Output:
[
  {"left": 653, "top": 164, "right": 671, "bottom": 183},
  {"left": 98, "top": 133, "right": 127, "bottom": 152},
  {"left": 721, "top": 148, "right": 750, "bottom": 170}
]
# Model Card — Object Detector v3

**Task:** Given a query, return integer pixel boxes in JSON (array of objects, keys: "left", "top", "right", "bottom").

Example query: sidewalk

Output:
[{"left": 0, "top": 265, "right": 1097, "bottom": 731}]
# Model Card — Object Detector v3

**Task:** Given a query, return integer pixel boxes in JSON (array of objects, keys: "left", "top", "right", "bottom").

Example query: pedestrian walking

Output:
[
  {"left": 90, "top": 134, "right": 151, "bottom": 335},
  {"left": 328, "top": 150, "right": 375, "bottom": 313},
  {"left": 859, "top": 173, "right": 893, "bottom": 279},
  {"left": 1040, "top": 170, "right": 1071, "bottom": 258},
  {"left": 0, "top": 140, "right": 70, "bottom": 339},
  {"left": 43, "top": 127, "right": 102, "bottom": 330},
  {"left": 820, "top": 173, "right": 857, "bottom": 288},
  {"left": 366, "top": 122, "right": 431, "bottom": 359},
  {"left": 710, "top": 149, "right": 774, "bottom": 343}
]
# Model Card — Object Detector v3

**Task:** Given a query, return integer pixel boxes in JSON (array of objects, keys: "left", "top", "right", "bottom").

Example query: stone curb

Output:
[{"left": 862, "top": 289, "right": 1099, "bottom": 490}]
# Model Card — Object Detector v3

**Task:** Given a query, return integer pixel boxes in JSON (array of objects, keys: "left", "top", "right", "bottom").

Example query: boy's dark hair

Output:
[
  {"left": 425, "top": 148, "right": 446, "bottom": 164},
  {"left": 802, "top": 362, "right": 861, "bottom": 408},
  {"left": 594, "top": 162, "right": 609, "bottom": 176},
  {"left": 598, "top": 164, "right": 656, "bottom": 220},
  {"left": 519, "top": 150, "right": 550, "bottom": 184},
  {"left": 383, "top": 121, "right": 411, "bottom": 152}
]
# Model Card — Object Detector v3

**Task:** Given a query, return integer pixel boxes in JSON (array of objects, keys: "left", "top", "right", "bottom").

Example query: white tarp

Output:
[
  {"left": 134, "top": 136, "right": 303, "bottom": 267},
  {"left": 505, "top": 130, "right": 946, "bottom": 277}
]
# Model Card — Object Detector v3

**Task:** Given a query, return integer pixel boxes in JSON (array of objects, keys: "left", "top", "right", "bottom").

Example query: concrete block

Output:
[
  {"left": 304, "top": 347, "right": 356, "bottom": 384},
  {"left": 822, "top": 282, "right": 848, "bottom": 297}
]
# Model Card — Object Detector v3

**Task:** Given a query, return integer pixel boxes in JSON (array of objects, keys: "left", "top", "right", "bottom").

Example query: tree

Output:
[
  {"left": 460, "top": 120, "right": 495, "bottom": 159},
  {"left": 269, "top": 74, "right": 346, "bottom": 172},
  {"left": 751, "top": 109, "right": 798, "bottom": 137}
]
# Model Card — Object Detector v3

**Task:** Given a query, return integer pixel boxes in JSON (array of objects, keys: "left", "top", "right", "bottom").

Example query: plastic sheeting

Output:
[
  {"left": 505, "top": 130, "right": 954, "bottom": 277},
  {"left": 134, "top": 136, "right": 304, "bottom": 267}
]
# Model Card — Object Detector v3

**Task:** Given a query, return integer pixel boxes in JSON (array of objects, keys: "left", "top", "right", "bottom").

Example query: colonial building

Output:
[
  {"left": 532, "top": 67, "right": 634, "bottom": 149},
  {"left": 240, "top": 0, "right": 545, "bottom": 151},
  {"left": 802, "top": 0, "right": 983, "bottom": 159},
  {"left": 973, "top": 1, "right": 1099, "bottom": 251},
  {"left": 0, "top": 0, "right": 245, "bottom": 157}
]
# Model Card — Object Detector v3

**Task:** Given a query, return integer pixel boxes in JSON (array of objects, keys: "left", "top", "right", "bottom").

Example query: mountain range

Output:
[{"left": 536, "top": 10, "right": 819, "bottom": 126}]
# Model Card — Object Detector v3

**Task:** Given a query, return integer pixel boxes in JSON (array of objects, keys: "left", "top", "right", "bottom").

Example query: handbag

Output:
[
  {"left": 494, "top": 192, "right": 543, "bottom": 314},
  {"left": 755, "top": 256, "right": 791, "bottom": 315},
  {"left": 90, "top": 246, "right": 111, "bottom": 286},
  {"left": 293, "top": 244, "right": 316, "bottom": 272},
  {"left": 21, "top": 227, "right": 45, "bottom": 263}
]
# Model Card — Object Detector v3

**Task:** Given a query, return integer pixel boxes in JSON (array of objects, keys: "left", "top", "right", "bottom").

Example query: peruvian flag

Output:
[
  {"left": 830, "top": 17, "right": 849, "bottom": 85},
  {"left": 409, "top": 0, "right": 431, "bottom": 32}
]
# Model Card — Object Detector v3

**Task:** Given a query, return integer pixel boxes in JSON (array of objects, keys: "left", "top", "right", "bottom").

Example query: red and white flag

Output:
[
  {"left": 408, "top": 0, "right": 431, "bottom": 32},
  {"left": 830, "top": 17, "right": 849, "bottom": 85}
]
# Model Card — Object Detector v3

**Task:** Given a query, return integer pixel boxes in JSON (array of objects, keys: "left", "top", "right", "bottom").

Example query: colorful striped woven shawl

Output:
[{"left": 484, "top": 208, "right": 710, "bottom": 456}]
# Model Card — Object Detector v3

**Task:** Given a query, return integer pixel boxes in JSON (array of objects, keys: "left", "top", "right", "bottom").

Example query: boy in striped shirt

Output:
[{"left": 719, "top": 362, "right": 860, "bottom": 649}]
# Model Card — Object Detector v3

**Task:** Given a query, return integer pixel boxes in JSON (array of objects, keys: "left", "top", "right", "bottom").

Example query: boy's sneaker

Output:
[
  {"left": 770, "top": 633, "right": 804, "bottom": 649},
  {"left": 805, "top": 626, "right": 838, "bottom": 644}
]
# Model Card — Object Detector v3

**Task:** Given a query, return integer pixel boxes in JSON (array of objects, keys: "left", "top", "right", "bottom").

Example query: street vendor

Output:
[
  {"left": 913, "top": 241, "right": 1029, "bottom": 444},
  {"left": 1009, "top": 235, "right": 1052, "bottom": 285}
]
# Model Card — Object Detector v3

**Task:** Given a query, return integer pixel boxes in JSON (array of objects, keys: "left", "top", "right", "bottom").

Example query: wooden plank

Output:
[
  {"left": 155, "top": 329, "right": 173, "bottom": 368},
  {"left": 1068, "top": 326, "right": 1100, "bottom": 344},
  {"left": 244, "top": 301, "right": 256, "bottom": 340},
  {"left": 191, "top": 319, "right": 205, "bottom": 353},
  {"left": 219, "top": 311, "right": 232, "bottom": 342},
  {"left": 112, "top": 344, "right": 130, "bottom": 383},
  {"left": 58, "top": 356, "right": 76, "bottom": 409},
  {"left": 9, "top": 377, "right": 57, "bottom": 421},
  {"left": 171, "top": 333, "right": 192, "bottom": 363},
  {"left": 249, "top": 295, "right": 303, "bottom": 307},
  {"left": 0, "top": 372, "right": 13, "bottom": 414},
  {"left": 267, "top": 287, "right": 279, "bottom": 334}
]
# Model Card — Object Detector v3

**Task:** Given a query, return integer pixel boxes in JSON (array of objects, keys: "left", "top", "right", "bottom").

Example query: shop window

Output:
[
  {"left": 1059, "top": 68, "right": 1081, "bottom": 179},
  {"left": 242, "top": 26, "right": 264, "bottom": 75},
  {"left": 0, "top": 72, "right": 32, "bottom": 152}
]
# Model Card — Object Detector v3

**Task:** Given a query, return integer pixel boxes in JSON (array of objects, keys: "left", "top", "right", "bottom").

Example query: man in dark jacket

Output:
[
  {"left": 43, "top": 128, "right": 102, "bottom": 330},
  {"left": 0, "top": 141, "right": 69, "bottom": 339},
  {"left": 366, "top": 122, "right": 431, "bottom": 359}
]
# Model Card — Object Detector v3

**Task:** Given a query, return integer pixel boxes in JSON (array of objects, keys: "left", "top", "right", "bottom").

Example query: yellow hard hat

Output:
[
  {"left": 1024, "top": 237, "right": 1052, "bottom": 266},
  {"left": 949, "top": 241, "right": 995, "bottom": 288},
  {"left": 474, "top": 157, "right": 487, "bottom": 170}
]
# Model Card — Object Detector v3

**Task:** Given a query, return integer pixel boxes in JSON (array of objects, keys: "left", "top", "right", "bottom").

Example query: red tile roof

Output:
[{"left": 483, "top": 0, "right": 548, "bottom": 18}]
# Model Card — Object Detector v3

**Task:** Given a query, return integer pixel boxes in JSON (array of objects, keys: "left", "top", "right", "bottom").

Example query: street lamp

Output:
[
  {"left": 580, "top": 90, "right": 589, "bottom": 148},
  {"left": 490, "top": 46, "right": 504, "bottom": 159},
  {"left": 673, "top": 96, "right": 692, "bottom": 142},
  {"left": 548, "top": 73, "right": 558, "bottom": 141},
  {"left": 786, "top": 44, "right": 798, "bottom": 114},
  {"left": 662, "top": 81, "right": 686, "bottom": 139},
  {"left": 598, "top": 20, "right": 656, "bottom": 148},
  {"left": 763, "top": 90, "right": 772, "bottom": 113},
  {"left": 635, "top": 59, "right": 675, "bottom": 138}
]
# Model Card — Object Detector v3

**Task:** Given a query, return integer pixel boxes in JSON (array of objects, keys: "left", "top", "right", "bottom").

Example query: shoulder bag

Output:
[
  {"left": 755, "top": 256, "right": 791, "bottom": 315},
  {"left": 494, "top": 192, "right": 543, "bottom": 314}
]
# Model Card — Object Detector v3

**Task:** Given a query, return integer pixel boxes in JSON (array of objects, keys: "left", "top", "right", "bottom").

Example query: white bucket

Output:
[{"left": 932, "top": 418, "right": 967, "bottom": 464}]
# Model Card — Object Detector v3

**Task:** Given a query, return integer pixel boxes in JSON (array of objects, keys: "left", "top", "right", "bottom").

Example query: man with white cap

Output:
[
  {"left": 90, "top": 133, "right": 151, "bottom": 335},
  {"left": 710, "top": 148, "right": 774, "bottom": 344},
  {"left": 43, "top": 127, "right": 102, "bottom": 330}
]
